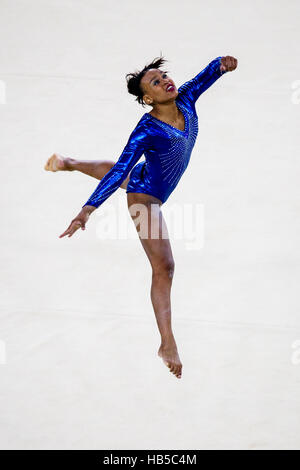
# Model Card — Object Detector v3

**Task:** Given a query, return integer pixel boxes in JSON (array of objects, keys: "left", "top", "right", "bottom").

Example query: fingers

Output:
[
  {"left": 221, "top": 55, "right": 238, "bottom": 72},
  {"left": 59, "top": 220, "right": 82, "bottom": 238},
  {"left": 59, "top": 222, "right": 72, "bottom": 238},
  {"left": 228, "top": 56, "right": 237, "bottom": 71},
  {"left": 67, "top": 221, "right": 81, "bottom": 237}
]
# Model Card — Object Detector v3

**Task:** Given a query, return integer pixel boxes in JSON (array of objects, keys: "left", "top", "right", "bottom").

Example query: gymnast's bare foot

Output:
[
  {"left": 158, "top": 339, "right": 182, "bottom": 379},
  {"left": 44, "top": 153, "right": 72, "bottom": 172}
]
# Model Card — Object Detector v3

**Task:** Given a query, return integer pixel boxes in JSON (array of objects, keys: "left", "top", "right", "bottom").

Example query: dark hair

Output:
[{"left": 125, "top": 53, "right": 169, "bottom": 108}]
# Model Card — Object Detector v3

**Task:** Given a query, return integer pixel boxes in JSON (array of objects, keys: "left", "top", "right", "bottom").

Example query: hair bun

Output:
[{"left": 125, "top": 53, "right": 168, "bottom": 107}]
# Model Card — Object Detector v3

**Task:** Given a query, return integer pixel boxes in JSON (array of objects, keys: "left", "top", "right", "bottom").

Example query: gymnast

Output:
[{"left": 44, "top": 54, "right": 238, "bottom": 379}]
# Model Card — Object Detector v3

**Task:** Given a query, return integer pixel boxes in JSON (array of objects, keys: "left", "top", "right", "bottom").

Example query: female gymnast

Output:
[{"left": 44, "top": 54, "right": 238, "bottom": 379}]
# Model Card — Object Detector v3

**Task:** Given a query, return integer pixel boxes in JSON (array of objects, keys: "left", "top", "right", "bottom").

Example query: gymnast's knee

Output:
[{"left": 152, "top": 258, "right": 175, "bottom": 279}]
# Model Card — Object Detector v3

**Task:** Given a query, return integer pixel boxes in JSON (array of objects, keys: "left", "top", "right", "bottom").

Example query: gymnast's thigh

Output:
[{"left": 126, "top": 192, "right": 173, "bottom": 268}]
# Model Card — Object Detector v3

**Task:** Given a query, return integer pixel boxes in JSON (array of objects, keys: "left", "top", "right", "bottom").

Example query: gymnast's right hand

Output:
[{"left": 59, "top": 206, "right": 96, "bottom": 238}]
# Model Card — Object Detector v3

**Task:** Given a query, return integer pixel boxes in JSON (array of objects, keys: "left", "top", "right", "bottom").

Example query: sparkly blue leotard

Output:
[{"left": 83, "top": 57, "right": 227, "bottom": 208}]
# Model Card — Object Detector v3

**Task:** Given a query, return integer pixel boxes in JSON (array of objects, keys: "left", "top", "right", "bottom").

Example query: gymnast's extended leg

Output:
[
  {"left": 127, "top": 192, "right": 182, "bottom": 379},
  {"left": 44, "top": 153, "right": 130, "bottom": 189}
]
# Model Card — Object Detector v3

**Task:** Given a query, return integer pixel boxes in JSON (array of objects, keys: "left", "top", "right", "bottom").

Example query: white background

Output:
[{"left": 0, "top": 0, "right": 300, "bottom": 449}]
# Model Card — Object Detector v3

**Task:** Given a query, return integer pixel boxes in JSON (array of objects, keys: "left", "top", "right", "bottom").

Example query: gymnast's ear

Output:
[{"left": 143, "top": 94, "right": 153, "bottom": 105}]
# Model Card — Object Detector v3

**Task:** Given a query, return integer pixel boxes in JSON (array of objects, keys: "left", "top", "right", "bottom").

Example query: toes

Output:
[
  {"left": 50, "top": 155, "right": 57, "bottom": 171},
  {"left": 172, "top": 364, "right": 182, "bottom": 378},
  {"left": 45, "top": 156, "right": 54, "bottom": 171},
  {"left": 44, "top": 158, "right": 50, "bottom": 170},
  {"left": 161, "top": 357, "right": 182, "bottom": 378}
]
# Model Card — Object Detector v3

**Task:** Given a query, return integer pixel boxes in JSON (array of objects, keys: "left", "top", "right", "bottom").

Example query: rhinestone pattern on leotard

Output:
[{"left": 150, "top": 104, "right": 199, "bottom": 190}]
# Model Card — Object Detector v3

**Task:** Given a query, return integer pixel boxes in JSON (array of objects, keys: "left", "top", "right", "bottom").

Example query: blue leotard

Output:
[{"left": 83, "top": 56, "right": 227, "bottom": 208}]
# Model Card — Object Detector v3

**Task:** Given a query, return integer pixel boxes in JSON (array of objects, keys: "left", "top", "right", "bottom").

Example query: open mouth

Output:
[{"left": 166, "top": 84, "right": 175, "bottom": 92}]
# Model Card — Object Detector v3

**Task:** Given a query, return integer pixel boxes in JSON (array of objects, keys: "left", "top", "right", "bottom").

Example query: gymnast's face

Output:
[{"left": 140, "top": 68, "right": 178, "bottom": 106}]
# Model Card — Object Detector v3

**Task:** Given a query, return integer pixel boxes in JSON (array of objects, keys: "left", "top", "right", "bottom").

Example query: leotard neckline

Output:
[{"left": 146, "top": 101, "right": 188, "bottom": 136}]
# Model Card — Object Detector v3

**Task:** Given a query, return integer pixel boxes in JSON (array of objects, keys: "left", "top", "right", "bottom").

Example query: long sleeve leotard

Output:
[{"left": 82, "top": 56, "right": 227, "bottom": 208}]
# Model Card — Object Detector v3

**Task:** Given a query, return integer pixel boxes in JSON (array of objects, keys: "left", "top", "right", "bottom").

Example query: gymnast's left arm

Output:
[{"left": 178, "top": 55, "right": 238, "bottom": 105}]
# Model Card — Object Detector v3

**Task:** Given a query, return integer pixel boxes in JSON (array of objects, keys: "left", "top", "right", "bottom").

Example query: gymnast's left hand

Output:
[
  {"left": 59, "top": 205, "right": 96, "bottom": 238},
  {"left": 220, "top": 56, "right": 238, "bottom": 72}
]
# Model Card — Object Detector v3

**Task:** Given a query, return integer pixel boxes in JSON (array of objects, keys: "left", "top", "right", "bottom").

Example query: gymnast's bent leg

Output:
[
  {"left": 44, "top": 153, "right": 130, "bottom": 189},
  {"left": 127, "top": 191, "right": 182, "bottom": 379}
]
